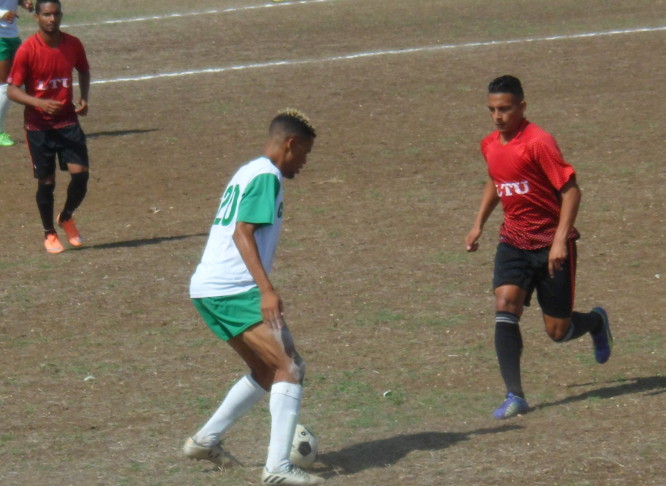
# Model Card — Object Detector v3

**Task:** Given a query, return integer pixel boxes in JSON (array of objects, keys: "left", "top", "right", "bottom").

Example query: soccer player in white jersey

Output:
[
  {"left": 0, "top": 0, "right": 33, "bottom": 146},
  {"left": 184, "top": 109, "right": 324, "bottom": 485}
]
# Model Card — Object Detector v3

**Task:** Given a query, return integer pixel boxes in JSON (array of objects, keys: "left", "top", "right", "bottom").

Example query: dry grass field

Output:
[{"left": 1, "top": 1, "right": 664, "bottom": 485}]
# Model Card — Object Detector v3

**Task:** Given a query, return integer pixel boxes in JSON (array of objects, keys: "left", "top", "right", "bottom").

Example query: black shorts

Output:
[
  {"left": 493, "top": 241, "right": 577, "bottom": 318},
  {"left": 27, "top": 124, "right": 89, "bottom": 179}
]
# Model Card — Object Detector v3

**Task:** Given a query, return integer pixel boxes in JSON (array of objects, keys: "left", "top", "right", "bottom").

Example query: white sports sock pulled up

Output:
[
  {"left": 194, "top": 374, "right": 266, "bottom": 446},
  {"left": 265, "top": 382, "right": 302, "bottom": 473},
  {"left": 0, "top": 84, "right": 10, "bottom": 132}
]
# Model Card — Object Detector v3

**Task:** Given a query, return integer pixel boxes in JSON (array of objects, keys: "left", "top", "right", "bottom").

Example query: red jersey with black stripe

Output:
[
  {"left": 481, "top": 120, "right": 579, "bottom": 250},
  {"left": 8, "top": 32, "right": 89, "bottom": 130}
]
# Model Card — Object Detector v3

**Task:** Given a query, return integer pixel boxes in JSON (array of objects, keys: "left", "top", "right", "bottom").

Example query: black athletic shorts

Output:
[
  {"left": 493, "top": 241, "right": 577, "bottom": 318},
  {"left": 27, "top": 124, "right": 89, "bottom": 179}
]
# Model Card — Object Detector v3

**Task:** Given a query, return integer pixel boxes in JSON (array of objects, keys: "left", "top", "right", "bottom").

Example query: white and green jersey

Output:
[
  {"left": 0, "top": 1, "right": 20, "bottom": 38},
  {"left": 190, "top": 157, "right": 284, "bottom": 298}
]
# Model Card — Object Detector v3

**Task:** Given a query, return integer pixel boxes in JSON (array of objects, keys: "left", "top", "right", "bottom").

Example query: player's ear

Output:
[{"left": 284, "top": 136, "right": 297, "bottom": 153}]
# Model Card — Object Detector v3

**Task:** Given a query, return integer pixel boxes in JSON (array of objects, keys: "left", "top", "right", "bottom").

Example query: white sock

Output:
[
  {"left": 0, "top": 84, "right": 10, "bottom": 133},
  {"left": 194, "top": 374, "right": 266, "bottom": 446},
  {"left": 265, "top": 381, "right": 302, "bottom": 473}
]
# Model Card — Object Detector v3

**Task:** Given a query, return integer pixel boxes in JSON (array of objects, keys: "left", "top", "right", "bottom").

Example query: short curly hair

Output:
[{"left": 269, "top": 109, "right": 317, "bottom": 140}]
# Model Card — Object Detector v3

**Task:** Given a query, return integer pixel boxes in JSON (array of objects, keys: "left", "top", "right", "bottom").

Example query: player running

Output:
[
  {"left": 183, "top": 109, "right": 325, "bottom": 485},
  {"left": 465, "top": 75, "right": 613, "bottom": 419},
  {"left": 7, "top": 0, "right": 90, "bottom": 253}
]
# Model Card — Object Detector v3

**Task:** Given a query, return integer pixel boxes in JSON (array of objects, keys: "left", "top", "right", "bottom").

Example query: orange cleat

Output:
[
  {"left": 57, "top": 213, "right": 83, "bottom": 247},
  {"left": 44, "top": 233, "right": 65, "bottom": 254}
]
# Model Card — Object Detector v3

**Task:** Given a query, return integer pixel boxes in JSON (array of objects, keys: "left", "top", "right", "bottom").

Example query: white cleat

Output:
[
  {"left": 261, "top": 465, "right": 325, "bottom": 484},
  {"left": 182, "top": 437, "right": 241, "bottom": 469}
]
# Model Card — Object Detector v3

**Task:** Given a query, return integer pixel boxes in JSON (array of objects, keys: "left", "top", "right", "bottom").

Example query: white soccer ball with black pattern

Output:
[{"left": 290, "top": 424, "right": 318, "bottom": 469}]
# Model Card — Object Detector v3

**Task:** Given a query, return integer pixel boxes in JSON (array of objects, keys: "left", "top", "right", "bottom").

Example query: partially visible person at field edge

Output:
[
  {"left": 183, "top": 109, "right": 325, "bottom": 485},
  {"left": 464, "top": 75, "right": 613, "bottom": 419},
  {"left": 0, "top": 0, "right": 33, "bottom": 146},
  {"left": 7, "top": 0, "right": 90, "bottom": 254}
]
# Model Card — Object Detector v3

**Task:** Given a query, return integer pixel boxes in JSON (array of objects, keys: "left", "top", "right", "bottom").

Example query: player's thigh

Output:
[
  {"left": 493, "top": 243, "right": 536, "bottom": 315},
  {"left": 27, "top": 130, "right": 57, "bottom": 180},
  {"left": 237, "top": 322, "right": 298, "bottom": 371},
  {"left": 55, "top": 124, "right": 89, "bottom": 171},
  {"left": 536, "top": 241, "right": 577, "bottom": 319},
  {"left": 0, "top": 59, "right": 10, "bottom": 82}
]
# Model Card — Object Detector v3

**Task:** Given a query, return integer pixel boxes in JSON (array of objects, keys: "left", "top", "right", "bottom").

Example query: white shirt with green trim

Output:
[
  {"left": 190, "top": 156, "right": 284, "bottom": 298},
  {"left": 0, "top": 1, "right": 20, "bottom": 38}
]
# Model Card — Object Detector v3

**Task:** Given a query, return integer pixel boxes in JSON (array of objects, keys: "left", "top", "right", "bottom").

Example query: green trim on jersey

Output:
[{"left": 237, "top": 173, "right": 280, "bottom": 225}]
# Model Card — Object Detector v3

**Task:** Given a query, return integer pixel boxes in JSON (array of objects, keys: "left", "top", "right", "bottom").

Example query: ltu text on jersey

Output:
[
  {"left": 36, "top": 78, "right": 71, "bottom": 90},
  {"left": 496, "top": 181, "right": 530, "bottom": 197}
]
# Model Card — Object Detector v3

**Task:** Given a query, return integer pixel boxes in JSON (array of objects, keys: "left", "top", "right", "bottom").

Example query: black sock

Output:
[
  {"left": 36, "top": 182, "right": 56, "bottom": 233},
  {"left": 495, "top": 312, "right": 524, "bottom": 398},
  {"left": 570, "top": 311, "right": 603, "bottom": 338},
  {"left": 61, "top": 171, "right": 89, "bottom": 221}
]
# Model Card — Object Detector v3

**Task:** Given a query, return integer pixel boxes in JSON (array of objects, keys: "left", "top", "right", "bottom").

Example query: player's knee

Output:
[
  {"left": 289, "top": 353, "right": 306, "bottom": 384},
  {"left": 70, "top": 170, "right": 89, "bottom": 188},
  {"left": 495, "top": 297, "right": 523, "bottom": 316},
  {"left": 36, "top": 182, "right": 55, "bottom": 204},
  {"left": 545, "top": 318, "right": 573, "bottom": 342}
]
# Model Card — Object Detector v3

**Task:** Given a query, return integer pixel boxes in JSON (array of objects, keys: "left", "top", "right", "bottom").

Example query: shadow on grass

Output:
[
  {"left": 77, "top": 233, "right": 207, "bottom": 250},
  {"left": 87, "top": 128, "right": 158, "bottom": 139},
  {"left": 537, "top": 375, "right": 666, "bottom": 410},
  {"left": 317, "top": 424, "right": 521, "bottom": 476}
]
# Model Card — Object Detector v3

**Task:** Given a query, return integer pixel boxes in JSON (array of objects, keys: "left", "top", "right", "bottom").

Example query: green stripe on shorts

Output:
[{"left": 192, "top": 287, "right": 262, "bottom": 341}]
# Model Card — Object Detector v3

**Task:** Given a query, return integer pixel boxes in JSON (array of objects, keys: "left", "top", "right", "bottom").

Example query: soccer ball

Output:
[{"left": 290, "top": 424, "right": 318, "bottom": 469}]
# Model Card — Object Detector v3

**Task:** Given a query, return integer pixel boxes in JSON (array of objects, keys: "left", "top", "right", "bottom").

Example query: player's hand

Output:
[
  {"left": 2, "top": 10, "right": 18, "bottom": 22},
  {"left": 75, "top": 99, "right": 88, "bottom": 116},
  {"left": 548, "top": 241, "right": 568, "bottom": 278},
  {"left": 465, "top": 227, "right": 482, "bottom": 252},
  {"left": 38, "top": 99, "right": 64, "bottom": 115},
  {"left": 261, "top": 288, "right": 285, "bottom": 330}
]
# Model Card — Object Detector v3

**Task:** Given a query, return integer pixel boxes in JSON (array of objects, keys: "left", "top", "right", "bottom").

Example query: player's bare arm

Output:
[
  {"left": 6, "top": 84, "right": 64, "bottom": 114},
  {"left": 466, "top": 178, "right": 501, "bottom": 252},
  {"left": 1, "top": 9, "right": 17, "bottom": 22},
  {"left": 75, "top": 69, "right": 90, "bottom": 116},
  {"left": 548, "top": 178, "right": 581, "bottom": 277},
  {"left": 233, "top": 221, "right": 285, "bottom": 330}
]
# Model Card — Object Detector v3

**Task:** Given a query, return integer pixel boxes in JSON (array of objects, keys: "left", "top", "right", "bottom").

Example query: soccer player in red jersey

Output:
[
  {"left": 7, "top": 0, "right": 90, "bottom": 253},
  {"left": 465, "top": 75, "right": 613, "bottom": 419}
]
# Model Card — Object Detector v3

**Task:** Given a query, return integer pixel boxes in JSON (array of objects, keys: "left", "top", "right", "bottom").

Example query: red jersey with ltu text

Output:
[
  {"left": 481, "top": 120, "right": 579, "bottom": 250},
  {"left": 8, "top": 32, "right": 89, "bottom": 131}
]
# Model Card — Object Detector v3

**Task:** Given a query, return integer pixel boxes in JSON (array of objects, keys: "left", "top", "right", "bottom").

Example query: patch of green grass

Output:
[
  {"left": 431, "top": 250, "right": 471, "bottom": 265},
  {"left": 353, "top": 309, "right": 405, "bottom": 327},
  {"left": 619, "top": 333, "right": 664, "bottom": 356}
]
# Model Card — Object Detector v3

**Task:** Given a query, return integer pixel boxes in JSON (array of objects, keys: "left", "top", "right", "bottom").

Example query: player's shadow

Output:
[
  {"left": 87, "top": 128, "right": 158, "bottom": 139},
  {"left": 536, "top": 375, "right": 666, "bottom": 410},
  {"left": 78, "top": 233, "right": 207, "bottom": 250},
  {"left": 316, "top": 424, "right": 521, "bottom": 476}
]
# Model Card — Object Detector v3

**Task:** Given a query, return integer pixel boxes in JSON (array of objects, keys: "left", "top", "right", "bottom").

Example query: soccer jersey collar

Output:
[{"left": 499, "top": 119, "right": 530, "bottom": 144}]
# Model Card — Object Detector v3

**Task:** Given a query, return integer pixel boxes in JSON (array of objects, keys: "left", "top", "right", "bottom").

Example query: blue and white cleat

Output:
[
  {"left": 493, "top": 393, "right": 529, "bottom": 419},
  {"left": 591, "top": 307, "right": 613, "bottom": 364}
]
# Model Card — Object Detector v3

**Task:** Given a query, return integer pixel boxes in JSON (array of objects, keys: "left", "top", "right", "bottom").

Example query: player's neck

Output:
[
  {"left": 38, "top": 30, "right": 62, "bottom": 47},
  {"left": 499, "top": 119, "right": 527, "bottom": 144},
  {"left": 499, "top": 132, "right": 517, "bottom": 145}
]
